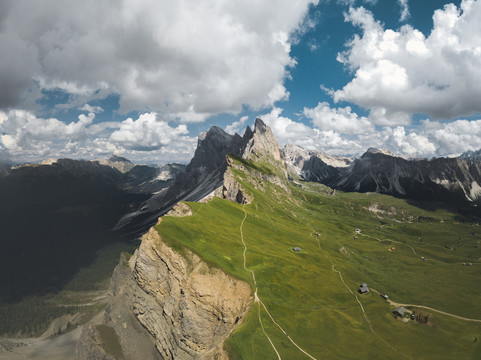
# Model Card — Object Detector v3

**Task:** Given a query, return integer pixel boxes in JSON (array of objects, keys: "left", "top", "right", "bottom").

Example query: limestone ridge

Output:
[
  {"left": 300, "top": 148, "right": 481, "bottom": 207},
  {"left": 114, "top": 119, "right": 290, "bottom": 234},
  {"left": 94, "top": 155, "right": 135, "bottom": 173},
  {"left": 216, "top": 118, "right": 292, "bottom": 203},
  {"left": 76, "top": 120, "right": 290, "bottom": 358},
  {"left": 78, "top": 226, "right": 251, "bottom": 360}
]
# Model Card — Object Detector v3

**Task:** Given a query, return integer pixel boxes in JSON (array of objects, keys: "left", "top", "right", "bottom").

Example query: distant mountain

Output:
[
  {"left": 460, "top": 149, "right": 481, "bottom": 161},
  {"left": 94, "top": 155, "right": 135, "bottom": 173},
  {"left": 0, "top": 157, "right": 183, "bottom": 301},
  {"left": 300, "top": 148, "right": 481, "bottom": 208},
  {"left": 282, "top": 144, "right": 351, "bottom": 180}
]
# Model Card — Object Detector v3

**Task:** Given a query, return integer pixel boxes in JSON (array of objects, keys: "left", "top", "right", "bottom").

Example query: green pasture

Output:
[{"left": 155, "top": 157, "right": 481, "bottom": 359}]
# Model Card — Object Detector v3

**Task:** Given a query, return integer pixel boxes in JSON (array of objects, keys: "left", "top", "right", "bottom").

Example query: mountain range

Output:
[
  {"left": 0, "top": 157, "right": 184, "bottom": 301},
  {"left": 114, "top": 122, "right": 481, "bottom": 236},
  {"left": 2, "top": 119, "right": 481, "bottom": 359},
  {"left": 76, "top": 119, "right": 481, "bottom": 360},
  {"left": 293, "top": 145, "right": 481, "bottom": 209}
]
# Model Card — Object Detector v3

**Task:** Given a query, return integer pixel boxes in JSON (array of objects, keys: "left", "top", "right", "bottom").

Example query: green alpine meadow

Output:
[{"left": 156, "top": 155, "right": 481, "bottom": 360}]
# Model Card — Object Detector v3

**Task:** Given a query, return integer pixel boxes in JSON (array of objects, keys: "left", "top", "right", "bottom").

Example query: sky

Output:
[{"left": 1, "top": 0, "right": 481, "bottom": 165}]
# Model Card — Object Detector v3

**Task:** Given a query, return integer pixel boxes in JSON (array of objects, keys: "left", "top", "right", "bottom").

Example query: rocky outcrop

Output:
[
  {"left": 79, "top": 227, "right": 251, "bottom": 360},
  {"left": 216, "top": 161, "right": 252, "bottom": 204},
  {"left": 94, "top": 155, "right": 135, "bottom": 173},
  {"left": 77, "top": 323, "right": 118, "bottom": 360},
  {"left": 166, "top": 202, "right": 193, "bottom": 217}
]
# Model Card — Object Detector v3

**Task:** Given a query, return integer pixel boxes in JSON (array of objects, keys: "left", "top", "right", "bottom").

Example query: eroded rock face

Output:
[
  {"left": 242, "top": 119, "right": 284, "bottom": 164},
  {"left": 217, "top": 165, "right": 252, "bottom": 204},
  {"left": 130, "top": 227, "right": 251, "bottom": 359},
  {"left": 79, "top": 226, "right": 251, "bottom": 360}
]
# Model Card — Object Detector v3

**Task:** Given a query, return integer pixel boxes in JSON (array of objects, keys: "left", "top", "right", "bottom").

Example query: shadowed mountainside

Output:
[{"left": 0, "top": 158, "right": 178, "bottom": 301}]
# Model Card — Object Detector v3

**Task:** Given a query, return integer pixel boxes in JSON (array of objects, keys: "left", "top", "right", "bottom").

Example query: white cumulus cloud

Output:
[
  {"left": 225, "top": 116, "right": 249, "bottom": 135},
  {"left": 257, "top": 107, "right": 481, "bottom": 159},
  {"left": 110, "top": 113, "right": 189, "bottom": 151},
  {"left": 303, "top": 102, "right": 374, "bottom": 134},
  {"left": 0, "top": 0, "right": 318, "bottom": 120},
  {"left": 258, "top": 107, "right": 363, "bottom": 154},
  {"left": 0, "top": 110, "right": 196, "bottom": 163},
  {"left": 334, "top": 1, "right": 481, "bottom": 124}
]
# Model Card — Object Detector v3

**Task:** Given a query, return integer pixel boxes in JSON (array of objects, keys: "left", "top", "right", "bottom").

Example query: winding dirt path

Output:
[
  {"left": 240, "top": 205, "right": 281, "bottom": 360},
  {"left": 360, "top": 231, "right": 481, "bottom": 322},
  {"left": 360, "top": 233, "right": 419, "bottom": 256},
  {"left": 240, "top": 204, "right": 318, "bottom": 360},
  {"left": 385, "top": 297, "right": 481, "bottom": 323},
  {"left": 318, "top": 246, "right": 412, "bottom": 359}
]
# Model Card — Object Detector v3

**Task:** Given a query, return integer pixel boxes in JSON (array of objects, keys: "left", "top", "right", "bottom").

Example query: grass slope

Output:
[{"left": 155, "top": 158, "right": 481, "bottom": 360}]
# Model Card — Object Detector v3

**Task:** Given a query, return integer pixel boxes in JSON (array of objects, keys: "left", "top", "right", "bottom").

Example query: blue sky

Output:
[{"left": 1, "top": 0, "right": 480, "bottom": 164}]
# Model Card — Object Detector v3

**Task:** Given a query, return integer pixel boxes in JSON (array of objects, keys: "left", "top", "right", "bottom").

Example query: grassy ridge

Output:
[{"left": 155, "top": 159, "right": 481, "bottom": 359}]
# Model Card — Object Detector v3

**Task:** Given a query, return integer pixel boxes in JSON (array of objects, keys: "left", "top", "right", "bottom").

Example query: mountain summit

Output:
[
  {"left": 114, "top": 118, "right": 288, "bottom": 234},
  {"left": 242, "top": 118, "right": 283, "bottom": 162}
]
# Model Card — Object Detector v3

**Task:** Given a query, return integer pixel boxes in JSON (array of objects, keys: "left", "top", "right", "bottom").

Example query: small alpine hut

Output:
[
  {"left": 393, "top": 306, "right": 407, "bottom": 318},
  {"left": 293, "top": 247, "right": 301, "bottom": 252},
  {"left": 358, "top": 283, "right": 369, "bottom": 294},
  {"left": 355, "top": 228, "right": 361, "bottom": 234}
]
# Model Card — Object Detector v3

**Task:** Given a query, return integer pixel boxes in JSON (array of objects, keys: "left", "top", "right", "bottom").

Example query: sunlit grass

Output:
[{"left": 156, "top": 157, "right": 481, "bottom": 359}]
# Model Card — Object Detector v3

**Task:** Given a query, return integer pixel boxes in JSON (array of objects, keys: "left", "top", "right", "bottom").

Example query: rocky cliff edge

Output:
[{"left": 78, "top": 218, "right": 251, "bottom": 360}]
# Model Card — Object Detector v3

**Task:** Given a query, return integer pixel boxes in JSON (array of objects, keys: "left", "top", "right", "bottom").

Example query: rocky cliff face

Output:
[
  {"left": 300, "top": 155, "right": 340, "bottom": 184},
  {"left": 242, "top": 119, "right": 283, "bottom": 163},
  {"left": 78, "top": 222, "right": 251, "bottom": 360}
]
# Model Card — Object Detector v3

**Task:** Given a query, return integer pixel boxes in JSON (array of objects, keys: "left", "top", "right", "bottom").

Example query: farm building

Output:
[
  {"left": 355, "top": 228, "right": 361, "bottom": 233},
  {"left": 393, "top": 306, "right": 407, "bottom": 317},
  {"left": 358, "top": 283, "right": 369, "bottom": 294},
  {"left": 293, "top": 247, "right": 301, "bottom": 252}
]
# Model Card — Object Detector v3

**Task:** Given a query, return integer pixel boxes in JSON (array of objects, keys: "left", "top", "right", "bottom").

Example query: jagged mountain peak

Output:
[
  {"left": 242, "top": 125, "right": 253, "bottom": 142},
  {"left": 242, "top": 118, "right": 283, "bottom": 163},
  {"left": 197, "top": 125, "right": 232, "bottom": 147},
  {"left": 254, "top": 117, "right": 267, "bottom": 132}
]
